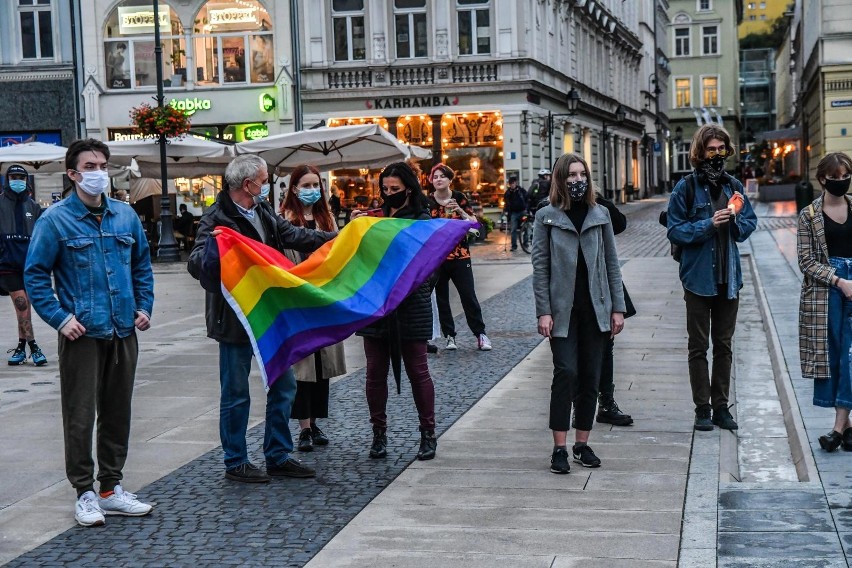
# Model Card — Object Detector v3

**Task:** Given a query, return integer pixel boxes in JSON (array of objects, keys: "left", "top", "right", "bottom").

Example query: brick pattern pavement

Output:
[{"left": 7, "top": 277, "right": 542, "bottom": 567}]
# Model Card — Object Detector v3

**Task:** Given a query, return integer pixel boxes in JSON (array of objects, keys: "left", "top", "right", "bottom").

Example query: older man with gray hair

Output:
[{"left": 188, "top": 154, "right": 336, "bottom": 483}]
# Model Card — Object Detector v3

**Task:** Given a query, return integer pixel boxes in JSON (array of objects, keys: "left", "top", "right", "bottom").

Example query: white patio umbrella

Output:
[
  {"left": 234, "top": 124, "right": 431, "bottom": 172},
  {"left": 107, "top": 136, "right": 235, "bottom": 178},
  {"left": 0, "top": 141, "right": 68, "bottom": 173}
]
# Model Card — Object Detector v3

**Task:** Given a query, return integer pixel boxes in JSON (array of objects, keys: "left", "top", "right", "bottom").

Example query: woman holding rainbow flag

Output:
[
  {"left": 279, "top": 165, "right": 347, "bottom": 453},
  {"left": 352, "top": 162, "right": 438, "bottom": 461}
]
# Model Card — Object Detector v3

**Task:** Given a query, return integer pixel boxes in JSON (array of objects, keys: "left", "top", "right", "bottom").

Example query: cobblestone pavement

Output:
[{"left": 7, "top": 274, "right": 542, "bottom": 567}]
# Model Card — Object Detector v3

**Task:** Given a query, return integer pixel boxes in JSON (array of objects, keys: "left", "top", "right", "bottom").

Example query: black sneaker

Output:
[
  {"left": 550, "top": 447, "right": 570, "bottom": 474},
  {"left": 311, "top": 423, "right": 329, "bottom": 446},
  {"left": 821, "top": 430, "right": 843, "bottom": 452},
  {"left": 297, "top": 427, "right": 313, "bottom": 452},
  {"left": 426, "top": 341, "right": 438, "bottom": 354},
  {"left": 694, "top": 405, "right": 714, "bottom": 431},
  {"left": 572, "top": 444, "right": 601, "bottom": 468},
  {"left": 267, "top": 458, "right": 316, "bottom": 478},
  {"left": 225, "top": 462, "right": 270, "bottom": 483},
  {"left": 369, "top": 427, "right": 387, "bottom": 459},
  {"left": 596, "top": 400, "right": 634, "bottom": 426},
  {"left": 712, "top": 405, "right": 739, "bottom": 431}
]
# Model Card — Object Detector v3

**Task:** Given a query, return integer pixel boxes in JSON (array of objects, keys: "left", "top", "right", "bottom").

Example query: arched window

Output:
[
  {"left": 194, "top": 0, "right": 273, "bottom": 85},
  {"left": 104, "top": 1, "right": 185, "bottom": 90}
]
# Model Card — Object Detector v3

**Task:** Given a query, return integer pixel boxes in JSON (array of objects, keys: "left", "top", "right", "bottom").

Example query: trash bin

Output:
[{"left": 795, "top": 180, "right": 814, "bottom": 213}]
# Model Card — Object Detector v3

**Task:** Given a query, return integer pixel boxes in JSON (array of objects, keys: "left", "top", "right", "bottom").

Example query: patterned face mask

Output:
[
  {"left": 567, "top": 180, "right": 588, "bottom": 201},
  {"left": 700, "top": 154, "right": 726, "bottom": 183}
]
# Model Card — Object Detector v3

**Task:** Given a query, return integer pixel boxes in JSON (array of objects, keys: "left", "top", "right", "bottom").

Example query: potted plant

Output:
[
  {"left": 474, "top": 214, "right": 494, "bottom": 242},
  {"left": 129, "top": 103, "right": 191, "bottom": 139}
]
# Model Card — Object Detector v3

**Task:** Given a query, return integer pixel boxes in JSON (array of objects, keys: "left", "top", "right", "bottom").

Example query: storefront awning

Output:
[{"left": 760, "top": 127, "right": 802, "bottom": 141}]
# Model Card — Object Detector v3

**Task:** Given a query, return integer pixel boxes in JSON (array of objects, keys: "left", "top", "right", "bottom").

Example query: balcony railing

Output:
[
  {"left": 389, "top": 67, "right": 434, "bottom": 86},
  {"left": 451, "top": 63, "right": 498, "bottom": 83},
  {"left": 327, "top": 69, "right": 372, "bottom": 89}
]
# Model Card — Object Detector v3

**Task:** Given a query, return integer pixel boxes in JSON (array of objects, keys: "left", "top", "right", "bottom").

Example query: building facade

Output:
[
  {"left": 0, "top": 0, "right": 78, "bottom": 203},
  {"left": 638, "top": 0, "right": 672, "bottom": 195},
  {"left": 740, "top": 47, "right": 775, "bottom": 135},
  {"left": 298, "top": 0, "right": 652, "bottom": 205},
  {"left": 668, "top": 0, "right": 743, "bottom": 181},
  {"left": 739, "top": 0, "right": 788, "bottom": 38}
]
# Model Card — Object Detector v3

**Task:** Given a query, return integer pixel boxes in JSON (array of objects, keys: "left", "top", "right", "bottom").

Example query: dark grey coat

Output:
[{"left": 531, "top": 203, "right": 626, "bottom": 336}]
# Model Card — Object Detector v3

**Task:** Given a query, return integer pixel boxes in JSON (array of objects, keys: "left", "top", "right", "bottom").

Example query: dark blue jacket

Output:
[{"left": 0, "top": 189, "right": 42, "bottom": 273}]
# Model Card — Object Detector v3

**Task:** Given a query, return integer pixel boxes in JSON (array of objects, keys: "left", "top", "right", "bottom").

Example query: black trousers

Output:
[
  {"left": 59, "top": 333, "right": 138, "bottom": 496},
  {"left": 291, "top": 354, "right": 330, "bottom": 420},
  {"left": 435, "top": 258, "right": 485, "bottom": 338},
  {"left": 684, "top": 287, "right": 739, "bottom": 409},
  {"left": 549, "top": 304, "right": 609, "bottom": 431},
  {"left": 598, "top": 337, "right": 616, "bottom": 403}
]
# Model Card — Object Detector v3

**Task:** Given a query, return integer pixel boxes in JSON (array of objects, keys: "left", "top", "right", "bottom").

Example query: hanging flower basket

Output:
[{"left": 129, "top": 103, "right": 191, "bottom": 139}]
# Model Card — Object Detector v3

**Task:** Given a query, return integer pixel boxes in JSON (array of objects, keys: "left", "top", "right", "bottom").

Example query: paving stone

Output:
[
  {"left": 718, "top": 489, "right": 827, "bottom": 511},
  {"left": 719, "top": 508, "right": 835, "bottom": 532},
  {"left": 718, "top": 531, "right": 841, "bottom": 558}
]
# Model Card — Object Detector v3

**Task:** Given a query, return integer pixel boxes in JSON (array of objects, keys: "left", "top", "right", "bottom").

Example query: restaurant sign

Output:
[{"left": 366, "top": 96, "right": 459, "bottom": 110}]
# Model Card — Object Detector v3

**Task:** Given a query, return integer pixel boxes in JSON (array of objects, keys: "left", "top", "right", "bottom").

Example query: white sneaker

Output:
[
  {"left": 445, "top": 336, "right": 457, "bottom": 350},
  {"left": 477, "top": 334, "right": 492, "bottom": 351},
  {"left": 99, "top": 485, "right": 153, "bottom": 516},
  {"left": 75, "top": 491, "right": 105, "bottom": 527}
]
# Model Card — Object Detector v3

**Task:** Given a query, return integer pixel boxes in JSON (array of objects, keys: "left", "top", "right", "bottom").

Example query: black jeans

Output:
[
  {"left": 435, "top": 258, "right": 485, "bottom": 338},
  {"left": 549, "top": 305, "right": 609, "bottom": 431},
  {"left": 598, "top": 337, "right": 616, "bottom": 403},
  {"left": 684, "top": 287, "right": 739, "bottom": 409},
  {"left": 59, "top": 333, "right": 138, "bottom": 496}
]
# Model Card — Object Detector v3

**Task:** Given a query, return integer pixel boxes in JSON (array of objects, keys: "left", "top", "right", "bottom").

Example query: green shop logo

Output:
[
  {"left": 169, "top": 97, "right": 212, "bottom": 116},
  {"left": 243, "top": 124, "right": 269, "bottom": 140},
  {"left": 259, "top": 93, "right": 275, "bottom": 113}
]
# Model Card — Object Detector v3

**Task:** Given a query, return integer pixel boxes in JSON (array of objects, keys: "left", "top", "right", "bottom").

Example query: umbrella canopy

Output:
[
  {"left": 235, "top": 124, "right": 430, "bottom": 172},
  {"left": 107, "top": 136, "right": 235, "bottom": 178},
  {"left": 0, "top": 141, "right": 68, "bottom": 173}
]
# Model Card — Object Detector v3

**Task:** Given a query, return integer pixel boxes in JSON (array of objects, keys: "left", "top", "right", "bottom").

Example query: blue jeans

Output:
[
  {"left": 814, "top": 257, "right": 852, "bottom": 409},
  {"left": 509, "top": 212, "right": 523, "bottom": 249},
  {"left": 219, "top": 342, "right": 296, "bottom": 469}
]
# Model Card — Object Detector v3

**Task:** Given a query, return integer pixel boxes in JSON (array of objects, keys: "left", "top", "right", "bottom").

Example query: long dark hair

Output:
[
  {"left": 550, "top": 152, "right": 596, "bottom": 210},
  {"left": 280, "top": 164, "right": 336, "bottom": 232},
  {"left": 378, "top": 162, "right": 429, "bottom": 211}
]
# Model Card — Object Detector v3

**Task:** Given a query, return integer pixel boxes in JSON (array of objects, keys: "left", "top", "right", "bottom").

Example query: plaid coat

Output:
[{"left": 797, "top": 195, "right": 852, "bottom": 379}]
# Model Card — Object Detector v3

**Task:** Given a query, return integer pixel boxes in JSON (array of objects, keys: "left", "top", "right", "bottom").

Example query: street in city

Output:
[{"left": 2, "top": 197, "right": 850, "bottom": 566}]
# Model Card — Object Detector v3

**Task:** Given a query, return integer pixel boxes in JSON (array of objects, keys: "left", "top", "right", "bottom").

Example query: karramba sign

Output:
[
  {"left": 169, "top": 98, "right": 212, "bottom": 117},
  {"left": 117, "top": 6, "right": 170, "bottom": 35}
]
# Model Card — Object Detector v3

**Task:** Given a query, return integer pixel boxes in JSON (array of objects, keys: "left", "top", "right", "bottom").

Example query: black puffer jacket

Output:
[
  {"left": 356, "top": 203, "right": 435, "bottom": 341},
  {"left": 0, "top": 189, "right": 42, "bottom": 273},
  {"left": 187, "top": 190, "right": 335, "bottom": 344}
]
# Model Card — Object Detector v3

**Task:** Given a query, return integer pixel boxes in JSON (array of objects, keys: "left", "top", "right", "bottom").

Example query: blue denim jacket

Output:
[
  {"left": 24, "top": 192, "right": 154, "bottom": 339},
  {"left": 666, "top": 173, "right": 757, "bottom": 299}
]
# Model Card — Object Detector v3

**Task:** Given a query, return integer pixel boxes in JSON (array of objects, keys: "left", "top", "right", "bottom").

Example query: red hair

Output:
[{"left": 279, "top": 164, "right": 336, "bottom": 232}]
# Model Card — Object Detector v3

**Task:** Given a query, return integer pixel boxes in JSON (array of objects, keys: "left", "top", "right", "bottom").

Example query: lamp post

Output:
[
  {"left": 548, "top": 87, "right": 581, "bottom": 168},
  {"left": 669, "top": 126, "right": 683, "bottom": 187},
  {"left": 601, "top": 104, "right": 626, "bottom": 201},
  {"left": 152, "top": 1, "right": 180, "bottom": 262}
]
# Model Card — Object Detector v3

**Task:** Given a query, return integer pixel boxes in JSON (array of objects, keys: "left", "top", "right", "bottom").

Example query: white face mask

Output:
[{"left": 76, "top": 170, "right": 110, "bottom": 196}]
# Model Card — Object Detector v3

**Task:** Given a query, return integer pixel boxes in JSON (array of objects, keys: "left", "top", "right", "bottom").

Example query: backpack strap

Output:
[{"left": 808, "top": 204, "right": 816, "bottom": 219}]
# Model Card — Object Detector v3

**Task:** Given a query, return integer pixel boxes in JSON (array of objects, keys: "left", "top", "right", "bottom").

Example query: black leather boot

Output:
[
  {"left": 369, "top": 426, "right": 387, "bottom": 459},
  {"left": 417, "top": 429, "right": 437, "bottom": 461}
]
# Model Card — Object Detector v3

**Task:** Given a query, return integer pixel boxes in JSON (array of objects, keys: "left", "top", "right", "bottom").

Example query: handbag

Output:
[{"left": 623, "top": 282, "right": 637, "bottom": 319}]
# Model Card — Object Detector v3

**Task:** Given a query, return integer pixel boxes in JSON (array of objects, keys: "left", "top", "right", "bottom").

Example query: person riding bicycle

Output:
[{"left": 527, "top": 169, "right": 552, "bottom": 215}]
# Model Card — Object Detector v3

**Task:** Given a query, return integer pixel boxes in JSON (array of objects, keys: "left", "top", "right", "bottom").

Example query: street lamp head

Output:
[
  {"left": 566, "top": 87, "right": 581, "bottom": 115},
  {"left": 614, "top": 104, "right": 626, "bottom": 124}
]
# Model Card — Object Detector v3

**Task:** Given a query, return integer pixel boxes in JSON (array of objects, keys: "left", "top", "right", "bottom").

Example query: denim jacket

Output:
[
  {"left": 666, "top": 173, "right": 757, "bottom": 299},
  {"left": 24, "top": 192, "right": 154, "bottom": 339}
]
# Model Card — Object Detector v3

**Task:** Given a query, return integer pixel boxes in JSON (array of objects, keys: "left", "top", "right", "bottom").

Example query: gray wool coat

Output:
[{"left": 531, "top": 203, "right": 626, "bottom": 336}]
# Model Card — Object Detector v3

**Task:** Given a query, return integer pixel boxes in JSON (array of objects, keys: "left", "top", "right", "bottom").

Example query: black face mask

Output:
[
  {"left": 700, "top": 155, "right": 726, "bottom": 183},
  {"left": 567, "top": 180, "right": 588, "bottom": 202},
  {"left": 823, "top": 178, "right": 851, "bottom": 197},
  {"left": 382, "top": 190, "right": 409, "bottom": 209}
]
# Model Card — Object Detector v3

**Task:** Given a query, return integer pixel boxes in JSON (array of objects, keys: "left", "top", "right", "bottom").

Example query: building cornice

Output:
[{"left": 0, "top": 66, "right": 74, "bottom": 82}]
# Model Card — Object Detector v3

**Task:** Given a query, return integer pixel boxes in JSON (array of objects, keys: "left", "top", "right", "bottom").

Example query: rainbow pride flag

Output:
[{"left": 212, "top": 216, "right": 477, "bottom": 389}]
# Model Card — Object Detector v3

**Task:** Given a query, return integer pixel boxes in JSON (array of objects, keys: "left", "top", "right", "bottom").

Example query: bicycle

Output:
[{"left": 519, "top": 212, "right": 534, "bottom": 253}]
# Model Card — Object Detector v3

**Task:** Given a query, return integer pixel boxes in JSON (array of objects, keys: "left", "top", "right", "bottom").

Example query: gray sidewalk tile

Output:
[
  {"left": 719, "top": 508, "right": 835, "bottom": 532},
  {"left": 719, "top": 489, "right": 827, "bottom": 510},
  {"left": 718, "top": 531, "right": 842, "bottom": 558}
]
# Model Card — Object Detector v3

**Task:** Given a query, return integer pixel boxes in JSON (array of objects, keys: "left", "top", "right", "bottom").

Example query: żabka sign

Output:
[{"left": 169, "top": 98, "right": 212, "bottom": 116}]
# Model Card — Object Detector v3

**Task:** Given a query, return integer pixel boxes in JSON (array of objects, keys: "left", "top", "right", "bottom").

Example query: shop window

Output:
[
  {"left": 104, "top": 1, "right": 184, "bottom": 90},
  {"left": 396, "top": 115, "right": 433, "bottom": 146},
  {"left": 18, "top": 0, "right": 54, "bottom": 60},
  {"left": 394, "top": 0, "right": 427, "bottom": 58},
  {"left": 675, "top": 77, "right": 691, "bottom": 108},
  {"left": 702, "top": 76, "right": 718, "bottom": 107},
  {"left": 194, "top": 0, "right": 273, "bottom": 86},
  {"left": 332, "top": 0, "right": 366, "bottom": 61},
  {"left": 676, "top": 142, "right": 691, "bottom": 172},
  {"left": 674, "top": 28, "right": 690, "bottom": 57},
  {"left": 440, "top": 111, "right": 504, "bottom": 206},
  {"left": 457, "top": 0, "right": 491, "bottom": 56},
  {"left": 702, "top": 25, "right": 718, "bottom": 55},
  {"left": 327, "top": 116, "right": 389, "bottom": 129}
]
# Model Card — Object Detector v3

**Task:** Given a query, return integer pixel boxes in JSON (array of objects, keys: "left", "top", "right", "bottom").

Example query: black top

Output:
[
  {"left": 566, "top": 202, "right": 592, "bottom": 310},
  {"left": 710, "top": 188, "right": 730, "bottom": 286},
  {"left": 824, "top": 204, "right": 852, "bottom": 258}
]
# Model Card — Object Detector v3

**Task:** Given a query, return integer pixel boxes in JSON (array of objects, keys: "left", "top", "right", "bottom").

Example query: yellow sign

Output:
[
  {"left": 208, "top": 6, "right": 257, "bottom": 27},
  {"left": 117, "top": 5, "right": 170, "bottom": 35}
]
